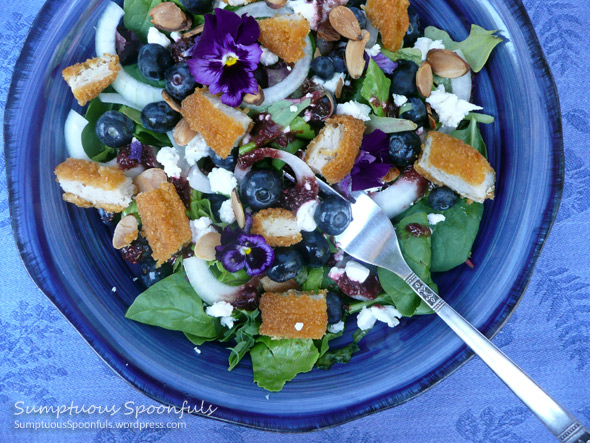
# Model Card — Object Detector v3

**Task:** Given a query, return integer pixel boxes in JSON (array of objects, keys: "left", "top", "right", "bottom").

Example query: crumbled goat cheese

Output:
[
  {"left": 427, "top": 213, "right": 446, "bottom": 225},
  {"left": 294, "top": 322, "right": 304, "bottom": 331},
  {"left": 219, "top": 199, "right": 236, "bottom": 224},
  {"left": 393, "top": 94, "right": 408, "bottom": 107},
  {"left": 297, "top": 200, "right": 318, "bottom": 232},
  {"left": 169, "top": 32, "right": 182, "bottom": 42},
  {"left": 265, "top": 394, "right": 270, "bottom": 400},
  {"left": 289, "top": 105, "right": 298, "bottom": 112},
  {"left": 184, "top": 133, "right": 210, "bottom": 166},
  {"left": 365, "top": 43, "right": 381, "bottom": 57},
  {"left": 312, "top": 72, "right": 346, "bottom": 94},
  {"left": 357, "top": 305, "right": 402, "bottom": 330},
  {"left": 190, "top": 217, "right": 215, "bottom": 243},
  {"left": 328, "top": 266, "right": 345, "bottom": 281},
  {"left": 413, "top": 37, "right": 445, "bottom": 61},
  {"left": 208, "top": 167, "right": 237, "bottom": 195},
  {"left": 357, "top": 307, "right": 377, "bottom": 330},
  {"left": 194, "top": 346, "right": 201, "bottom": 355},
  {"left": 227, "top": 0, "right": 247, "bottom": 5},
  {"left": 288, "top": 0, "right": 318, "bottom": 28},
  {"left": 345, "top": 260, "right": 370, "bottom": 283},
  {"left": 213, "top": 0, "right": 228, "bottom": 8},
  {"left": 260, "top": 46, "right": 279, "bottom": 66},
  {"left": 156, "top": 146, "right": 182, "bottom": 178},
  {"left": 206, "top": 301, "right": 235, "bottom": 328},
  {"left": 147, "top": 27, "right": 171, "bottom": 48},
  {"left": 426, "top": 85, "right": 483, "bottom": 129},
  {"left": 336, "top": 101, "right": 372, "bottom": 122},
  {"left": 220, "top": 316, "right": 235, "bottom": 329},
  {"left": 111, "top": 287, "right": 117, "bottom": 292},
  {"left": 328, "top": 321, "right": 345, "bottom": 334}
]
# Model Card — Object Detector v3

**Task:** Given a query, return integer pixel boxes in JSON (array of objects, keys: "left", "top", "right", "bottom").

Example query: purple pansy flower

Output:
[
  {"left": 348, "top": 130, "right": 393, "bottom": 191},
  {"left": 215, "top": 225, "right": 274, "bottom": 276},
  {"left": 129, "top": 138, "right": 143, "bottom": 161},
  {"left": 364, "top": 52, "right": 397, "bottom": 75},
  {"left": 187, "top": 9, "right": 262, "bottom": 107}
]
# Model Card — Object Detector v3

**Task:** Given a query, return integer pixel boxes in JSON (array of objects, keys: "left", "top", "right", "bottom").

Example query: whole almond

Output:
[
  {"left": 112, "top": 215, "right": 138, "bottom": 249},
  {"left": 243, "top": 85, "right": 265, "bottom": 106},
  {"left": 416, "top": 62, "right": 433, "bottom": 97},
  {"left": 329, "top": 6, "right": 363, "bottom": 41},
  {"left": 345, "top": 30, "right": 370, "bottom": 79},
  {"left": 426, "top": 49, "right": 470, "bottom": 78},
  {"left": 149, "top": 3, "right": 191, "bottom": 32},
  {"left": 317, "top": 21, "right": 341, "bottom": 42},
  {"left": 265, "top": 0, "right": 288, "bottom": 9},
  {"left": 173, "top": 118, "right": 197, "bottom": 146},
  {"left": 194, "top": 232, "right": 222, "bottom": 261}
]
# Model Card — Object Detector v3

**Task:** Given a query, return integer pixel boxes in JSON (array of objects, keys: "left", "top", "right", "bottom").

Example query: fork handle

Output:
[{"left": 404, "top": 273, "right": 589, "bottom": 442}]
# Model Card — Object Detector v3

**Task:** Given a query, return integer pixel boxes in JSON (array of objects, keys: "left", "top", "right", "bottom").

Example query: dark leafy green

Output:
[
  {"left": 381, "top": 48, "right": 423, "bottom": 65},
  {"left": 118, "top": 106, "right": 172, "bottom": 147},
  {"left": 315, "top": 329, "right": 368, "bottom": 370},
  {"left": 301, "top": 267, "right": 324, "bottom": 292},
  {"left": 250, "top": 337, "right": 319, "bottom": 391},
  {"left": 210, "top": 261, "right": 251, "bottom": 286},
  {"left": 272, "top": 139, "right": 306, "bottom": 169},
  {"left": 227, "top": 310, "right": 260, "bottom": 370},
  {"left": 451, "top": 115, "right": 491, "bottom": 156},
  {"left": 290, "top": 116, "right": 315, "bottom": 140},
  {"left": 361, "top": 59, "right": 391, "bottom": 117},
  {"left": 124, "top": 64, "right": 166, "bottom": 88},
  {"left": 187, "top": 190, "right": 215, "bottom": 220},
  {"left": 82, "top": 99, "right": 116, "bottom": 162},
  {"left": 125, "top": 272, "right": 223, "bottom": 338},
  {"left": 123, "top": 0, "right": 162, "bottom": 42},
  {"left": 267, "top": 99, "right": 311, "bottom": 127}
]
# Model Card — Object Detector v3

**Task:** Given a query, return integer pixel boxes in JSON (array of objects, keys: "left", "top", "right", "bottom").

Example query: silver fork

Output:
[{"left": 317, "top": 180, "right": 589, "bottom": 443}]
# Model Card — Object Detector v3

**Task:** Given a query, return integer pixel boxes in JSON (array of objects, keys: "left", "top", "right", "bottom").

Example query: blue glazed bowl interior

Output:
[{"left": 4, "top": 0, "right": 562, "bottom": 431}]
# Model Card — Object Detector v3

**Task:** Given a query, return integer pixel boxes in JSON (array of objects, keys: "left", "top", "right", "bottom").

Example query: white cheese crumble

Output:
[
  {"left": 357, "top": 306, "right": 377, "bottom": 330},
  {"left": 147, "top": 27, "right": 171, "bottom": 48},
  {"left": 294, "top": 322, "right": 304, "bottom": 331},
  {"left": 296, "top": 200, "right": 318, "bottom": 232},
  {"left": 193, "top": 346, "right": 201, "bottom": 355},
  {"left": 170, "top": 32, "right": 182, "bottom": 42},
  {"left": 220, "top": 316, "right": 235, "bottom": 328},
  {"left": 111, "top": 286, "right": 117, "bottom": 293},
  {"left": 365, "top": 43, "right": 381, "bottom": 57},
  {"left": 156, "top": 146, "right": 182, "bottom": 178},
  {"left": 426, "top": 85, "right": 483, "bottom": 129},
  {"left": 206, "top": 301, "right": 235, "bottom": 329},
  {"left": 393, "top": 94, "right": 408, "bottom": 107},
  {"left": 213, "top": 0, "right": 228, "bottom": 8},
  {"left": 289, "top": 105, "right": 298, "bottom": 112},
  {"left": 328, "top": 266, "right": 345, "bottom": 281},
  {"left": 413, "top": 37, "right": 445, "bottom": 61},
  {"left": 312, "top": 72, "right": 346, "bottom": 94},
  {"left": 328, "top": 321, "right": 345, "bottom": 334},
  {"left": 357, "top": 305, "right": 402, "bottom": 330},
  {"left": 260, "top": 46, "right": 279, "bottom": 66},
  {"left": 219, "top": 199, "right": 236, "bottom": 224},
  {"left": 288, "top": 0, "right": 318, "bottom": 28},
  {"left": 336, "top": 101, "right": 372, "bottom": 122},
  {"left": 227, "top": 0, "right": 247, "bottom": 5},
  {"left": 208, "top": 167, "right": 237, "bottom": 195},
  {"left": 190, "top": 217, "right": 215, "bottom": 243},
  {"left": 345, "top": 260, "right": 370, "bottom": 283},
  {"left": 184, "top": 133, "right": 210, "bottom": 165},
  {"left": 427, "top": 213, "right": 446, "bottom": 225}
]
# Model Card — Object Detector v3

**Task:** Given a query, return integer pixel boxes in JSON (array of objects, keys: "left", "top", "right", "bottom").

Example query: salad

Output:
[{"left": 55, "top": 0, "right": 501, "bottom": 391}]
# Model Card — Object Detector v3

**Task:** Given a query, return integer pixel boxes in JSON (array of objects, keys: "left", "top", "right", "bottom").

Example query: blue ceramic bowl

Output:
[{"left": 4, "top": 0, "right": 562, "bottom": 432}]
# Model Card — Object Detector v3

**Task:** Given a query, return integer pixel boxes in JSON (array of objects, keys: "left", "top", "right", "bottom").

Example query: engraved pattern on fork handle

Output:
[{"left": 404, "top": 273, "right": 446, "bottom": 313}]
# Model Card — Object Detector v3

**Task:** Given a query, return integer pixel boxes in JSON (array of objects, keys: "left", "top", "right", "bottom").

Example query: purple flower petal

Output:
[
  {"left": 237, "top": 13, "right": 260, "bottom": 45},
  {"left": 187, "top": 57, "right": 223, "bottom": 87},
  {"left": 351, "top": 163, "right": 392, "bottom": 191},
  {"left": 219, "top": 247, "right": 247, "bottom": 273},
  {"left": 216, "top": 228, "right": 274, "bottom": 276},
  {"left": 129, "top": 139, "right": 143, "bottom": 161},
  {"left": 360, "top": 129, "right": 390, "bottom": 162},
  {"left": 371, "top": 53, "right": 397, "bottom": 74}
]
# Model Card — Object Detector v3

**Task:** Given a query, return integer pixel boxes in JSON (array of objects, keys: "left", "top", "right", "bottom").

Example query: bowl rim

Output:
[{"left": 3, "top": 0, "right": 564, "bottom": 433}]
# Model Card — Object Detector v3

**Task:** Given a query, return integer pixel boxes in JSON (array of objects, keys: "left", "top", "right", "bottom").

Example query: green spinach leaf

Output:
[
  {"left": 267, "top": 99, "right": 311, "bottom": 127},
  {"left": 123, "top": 64, "right": 166, "bottom": 88},
  {"left": 82, "top": 99, "right": 116, "bottom": 162},
  {"left": 118, "top": 105, "right": 172, "bottom": 147},
  {"left": 227, "top": 310, "right": 260, "bottom": 370},
  {"left": 381, "top": 47, "right": 423, "bottom": 65},
  {"left": 187, "top": 190, "right": 215, "bottom": 220},
  {"left": 451, "top": 117, "right": 488, "bottom": 156},
  {"left": 361, "top": 59, "right": 391, "bottom": 117},
  {"left": 366, "top": 116, "right": 418, "bottom": 134},
  {"left": 123, "top": 0, "right": 162, "bottom": 42},
  {"left": 315, "top": 329, "right": 368, "bottom": 370},
  {"left": 250, "top": 337, "right": 319, "bottom": 391},
  {"left": 301, "top": 267, "right": 325, "bottom": 291}
]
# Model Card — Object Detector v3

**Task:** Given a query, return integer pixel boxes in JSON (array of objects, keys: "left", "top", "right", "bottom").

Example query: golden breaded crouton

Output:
[
  {"left": 181, "top": 88, "right": 252, "bottom": 159},
  {"left": 365, "top": 0, "right": 410, "bottom": 52},
  {"left": 305, "top": 115, "right": 365, "bottom": 184},
  {"left": 414, "top": 131, "right": 495, "bottom": 202},
  {"left": 251, "top": 208, "right": 302, "bottom": 247},
  {"left": 136, "top": 182, "right": 192, "bottom": 266},
  {"left": 62, "top": 54, "right": 120, "bottom": 106},
  {"left": 259, "top": 290, "right": 328, "bottom": 339},
  {"left": 54, "top": 158, "right": 135, "bottom": 213},
  {"left": 258, "top": 15, "right": 310, "bottom": 63}
]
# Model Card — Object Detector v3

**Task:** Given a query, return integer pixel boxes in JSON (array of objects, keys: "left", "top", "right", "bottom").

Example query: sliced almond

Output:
[
  {"left": 149, "top": 3, "right": 191, "bottom": 32},
  {"left": 416, "top": 62, "right": 433, "bottom": 98},
  {"left": 345, "top": 30, "right": 370, "bottom": 79},
  {"left": 162, "top": 90, "right": 181, "bottom": 113},
  {"left": 112, "top": 215, "right": 138, "bottom": 249},
  {"left": 313, "top": 47, "right": 322, "bottom": 59},
  {"left": 334, "top": 76, "right": 344, "bottom": 99},
  {"left": 329, "top": 6, "right": 363, "bottom": 41},
  {"left": 382, "top": 167, "right": 400, "bottom": 183},
  {"left": 231, "top": 188, "right": 246, "bottom": 229},
  {"left": 317, "top": 21, "right": 341, "bottom": 42},
  {"left": 425, "top": 103, "right": 437, "bottom": 130},
  {"left": 133, "top": 168, "right": 168, "bottom": 193},
  {"left": 243, "top": 85, "right": 265, "bottom": 106},
  {"left": 260, "top": 276, "right": 299, "bottom": 292},
  {"left": 426, "top": 49, "right": 470, "bottom": 79},
  {"left": 194, "top": 231, "right": 221, "bottom": 260},
  {"left": 265, "top": 0, "right": 287, "bottom": 9},
  {"left": 173, "top": 118, "right": 197, "bottom": 146},
  {"left": 182, "top": 24, "right": 204, "bottom": 39}
]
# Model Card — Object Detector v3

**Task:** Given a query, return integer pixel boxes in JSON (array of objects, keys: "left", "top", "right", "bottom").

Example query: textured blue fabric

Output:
[{"left": 1, "top": 1, "right": 589, "bottom": 441}]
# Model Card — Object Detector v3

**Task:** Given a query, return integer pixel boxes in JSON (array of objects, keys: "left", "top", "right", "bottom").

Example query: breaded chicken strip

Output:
[
  {"left": 258, "top": 15, "right": 310, "bottom": 63},
  {"left": 251, "top": 208, "right": 302, "bottom": 247},
  {"left": 365, "top": 0, "right": 410, "bottom": 52},
  {"left": 62, "top": 54, "right": 120, "bottom": 106}
]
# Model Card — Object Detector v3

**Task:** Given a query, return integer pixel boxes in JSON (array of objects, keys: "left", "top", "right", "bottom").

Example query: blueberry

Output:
[
  {"left": 346, "top": 0, "right": 366, "bottom": 6},
  {"left": 266, "top": 249, "right": 303, "bottom": 282},
  {"left": 428, "top": 187, "right": 458, "bottom": 211},
  {"left": 205, "top": 193, "right": 229, "bottom": 222},
  {"left": 140, "top": 261, "right": 172, "bottom": 287},
  {"left": 349, "top": 7, "right": 367, "bottom": 29},
  {"left": 165, "top": 62, "right": 197, "bottom": 101},
  {"left": 138, "top": 44, "right": 173, "bottom": 81},
  {"left": 316, "top": 38, "right": 334, "bottom": 57},
  {"left": 240, "top": 169, "right": 283, "bottom": 210},
  {"left": 209, "top": 147, "right": 237, "bottom": 171},
  {"left": 314, "top": 196, "right": 352, "bottom": 235},
  {"left": 388, "top": 131, "right": 422, "bottom": 167},
  {"left": 329, "top": 52, "right": 347, "bottom": 73},
  {"left": 95, "top": 110, "right": 135, "bottom": 148},
  {"left": 180, "top": 0, "right": 214, "bottom": 14},
  {"left": 403, "top": 6, "right": 422, "bottom": 47},
  {"left": 400, "top": 96, "right": 427, "bottom": 126},
  {"left": 326, "top": 292, "right": 343, "bottom": 324},
  {"left": 390, "top": 60, "right": 419, "bottom": 97},
  {"left": 141, "top": 101, "right": 181, "bottom": 133},
  {"left": 97, "top": 208, "right": 117, "bottom": 226},
  {"left": 298, "top": 231, "right": 331, "bottom": 268},
  {"left": 310, "top": 56, "right": 335, "bottom": 80}
]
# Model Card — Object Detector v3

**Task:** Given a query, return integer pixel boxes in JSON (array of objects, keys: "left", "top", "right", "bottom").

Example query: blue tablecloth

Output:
[{"left": 1, "top": 1, "right": 588, "bottom": 441}]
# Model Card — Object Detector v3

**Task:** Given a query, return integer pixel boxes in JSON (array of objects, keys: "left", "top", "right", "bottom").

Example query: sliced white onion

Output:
[
  {"left": 236, "top": 3, "right": 312, "bottom": 107},
  {"left": 95, "top": 1, "right": 163, "bottom": 109},
  {"left": 187, "top": 165, "right": 212, "bottom": 193},
  {"left": 451, "top": 50, "right": 472, "bottom": 102},
  {"left": 366, "top": 18, "right": 379, "bottom": 48},
  {"left": 98, "top": 93, "right": 141, "bottom": 110},
  {"left": 372, "top": 169, "right": 428, "bottom": 219},
  {"left": 65, "top": 109, "right": 92, "bottom": 160},
  {"left": 184, "top": 256, "right": 242, "bottom": 305},
  {"left": 235, "top": 148, "right": 316, "bottom": 187}
]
